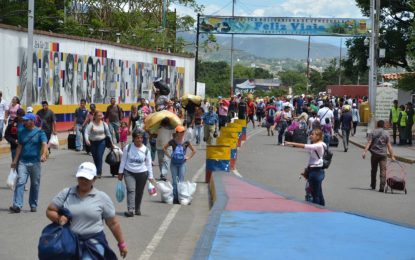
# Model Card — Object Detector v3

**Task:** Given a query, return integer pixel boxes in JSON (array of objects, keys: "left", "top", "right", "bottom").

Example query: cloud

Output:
[
  {"left": 173, "top": 0, "right": 363, "bottom": 19},
  {"left": 254, "top": 0, "right": 363, "bottom": 18}
]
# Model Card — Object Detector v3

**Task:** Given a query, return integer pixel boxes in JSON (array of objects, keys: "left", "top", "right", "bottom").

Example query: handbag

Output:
[{"left": 38, "top": 189, "right": 77, "bottom": 260}]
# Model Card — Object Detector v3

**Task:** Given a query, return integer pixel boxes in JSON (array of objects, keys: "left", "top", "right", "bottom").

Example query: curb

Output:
[{"left": 339, "top": 134, "right": 415, "bottom": 164}]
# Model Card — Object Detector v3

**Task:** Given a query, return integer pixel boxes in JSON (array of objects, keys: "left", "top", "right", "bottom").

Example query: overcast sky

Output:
[{"left": 171, "top": 0, "right": 365, "bottom": 46}]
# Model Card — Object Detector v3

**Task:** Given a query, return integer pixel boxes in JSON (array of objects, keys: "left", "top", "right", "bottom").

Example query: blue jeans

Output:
[
  {"left": 13, "top": 161, "right": 41, "bottom": 209},
  {"left": 308, "top": 168, "right": 325, "bottom": 206},
  {"left": 323, "top": 133, "right": 330, "bottom": 149},
  {"left": 170, "top": 163, "right": 186, "bottom": 201},
  {"left": 90, "top": 139, "right": 106, "bottom": 176},
  {"left": 157, "top": 149, "right": 170, "bottom": 178},
  {"left": 109, "top": 121, "right": 120, "bottom": 143},
  {"left": 278, "top": 122, "right": 287, "bottom": 144},
  {"left": 195, "top": 124, "right": 202, "bottom": 143},
  {"left": 81, "top": 239, "right": 105, "bottom": 259},
  {"left": 0, "top": 119, "right": 4, "bottom": 139},
  {"left": 75, "top": 123, "right": 83, "bottom": 150}
]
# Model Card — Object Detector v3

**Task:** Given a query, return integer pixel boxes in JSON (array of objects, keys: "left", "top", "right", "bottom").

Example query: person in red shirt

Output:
[{"left": 247, "top": 99, "right": 256, "bottom": 128}]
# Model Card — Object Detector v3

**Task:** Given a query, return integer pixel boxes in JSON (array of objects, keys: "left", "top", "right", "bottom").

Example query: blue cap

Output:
[
  {"left": 22, "top": 114, "right": 36, "bottom": 121},
  {"left": 218, "top": 96, "right": 222, "bottom": 99}
]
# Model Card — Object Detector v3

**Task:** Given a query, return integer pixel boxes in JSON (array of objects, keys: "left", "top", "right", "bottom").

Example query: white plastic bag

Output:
[
  {"left": 156, "top": 181, "right": 173, "bottom": 204},
  {"left": 147, "top": 182, "right": 158, "bottom": 196},
  {"left": 178, "top": 181, "right": 197, "bottom": 205},
  {"left": 7, "top": 169, "right": 17, "bottom": 191},
  {"left": 184, "top": 127, "right": 194, "bottom": 142},
  {"left": 49, "top": 134, "right": 59, "bottom": 149}
]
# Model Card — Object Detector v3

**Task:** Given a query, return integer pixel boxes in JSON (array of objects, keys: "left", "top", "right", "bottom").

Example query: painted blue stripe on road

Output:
[{"left": 209, "top": 211, "right": 415, "bottom": 259}]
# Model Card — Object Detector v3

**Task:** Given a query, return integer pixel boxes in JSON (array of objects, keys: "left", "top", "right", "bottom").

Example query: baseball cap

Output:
[
  {"left": 175, "top": 125, "right": 185, "bottom": 133},
  {"left": 26, "top": 106, "right": 33, "bottom": 113},
  {"left": 22, "top": 113, "right": 36, "bottom": 121},
  {"left": 352, "top": 103, "right": 357, "bottom": 107},
  {"left": 76, "top": 162, "right": 97, "bottom": 180},
  {"left": 218, "top": 96, "right": 222, "bottom": 99}
]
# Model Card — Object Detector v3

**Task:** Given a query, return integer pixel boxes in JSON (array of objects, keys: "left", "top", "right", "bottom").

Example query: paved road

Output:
[
  {"left": 0, "top": 143, "right": 210, "bottom": 260},
  {"left": 1, "top": 126, "right": 414, "bottom": 259},
  {"left": 236, "top": 126, "right": 415, "bottom": 227}
]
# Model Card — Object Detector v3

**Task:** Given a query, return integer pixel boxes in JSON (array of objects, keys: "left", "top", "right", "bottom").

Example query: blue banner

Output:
[{"left": 199, "top": 16, "right": 370, "bottom": 36}]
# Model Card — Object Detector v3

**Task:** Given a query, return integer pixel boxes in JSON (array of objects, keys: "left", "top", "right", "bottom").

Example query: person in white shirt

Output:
[
  {"left": 155, "top": 118, "right": 174, "bottom": 181},
  {"left": 118, "top": 128, "right": 156, "bottom": 217},
  {"left": 0, "top": 91, "right": 9, "bottom": 140},
  {"left": 285, "top": 128, "right": 326, "bottom": 206},
  {"left": 201, "top": 99, "right": 210, "bottom": 112},
  {"left": 317, "top": 103, "right": 334, "bottom": 126}
]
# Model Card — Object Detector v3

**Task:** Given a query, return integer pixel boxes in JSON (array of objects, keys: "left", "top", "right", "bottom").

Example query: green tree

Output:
[
  {"left": 279, "top": 70, "right": 307, "bottom": 88},
  {"left": 344, "top": 1, "right": 414, "bottom": 83}
]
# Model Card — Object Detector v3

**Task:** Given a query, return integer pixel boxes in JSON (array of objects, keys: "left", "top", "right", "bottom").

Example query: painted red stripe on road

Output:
[{"left": 223, "top": 175, "right": 330, "bottom": 212}]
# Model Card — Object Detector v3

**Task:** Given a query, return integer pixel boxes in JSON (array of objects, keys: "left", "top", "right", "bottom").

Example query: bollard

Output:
[{"left": 206, "top": 145, "right": 231, "bottom": 183}]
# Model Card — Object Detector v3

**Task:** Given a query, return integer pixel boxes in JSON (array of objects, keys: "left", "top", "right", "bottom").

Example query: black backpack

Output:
[{"left": 315, "top": 144, "right": 333, "bottom": 169}]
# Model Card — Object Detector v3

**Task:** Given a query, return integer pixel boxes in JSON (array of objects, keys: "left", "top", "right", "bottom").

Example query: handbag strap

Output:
[{"left": 21, "top": 128, "right": 40, "bottom": 146}]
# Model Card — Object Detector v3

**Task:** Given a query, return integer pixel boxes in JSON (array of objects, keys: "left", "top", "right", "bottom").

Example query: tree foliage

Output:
[
  {"left": 197, "top": 61, "right": 274, "bottom": 97},
  {"left": 0, "top": 0, "right": 205, "bottom": 53},
  {"left": 345, "top": 1, "right": 414, "bottom": 82}
]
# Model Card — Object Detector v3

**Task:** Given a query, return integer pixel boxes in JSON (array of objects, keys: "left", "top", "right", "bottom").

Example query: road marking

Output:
[
  {"left": 138, "top": 205, "right": 181, "bottom": 260},
  {"left": 192, "top": 163, "right": 206, "bottom": 182},
  {"left": 232, "top": 128, "right": 263, "bottom": 177},
  {"left": 138, "top": 163, "right": 206, "bottom": 260}
]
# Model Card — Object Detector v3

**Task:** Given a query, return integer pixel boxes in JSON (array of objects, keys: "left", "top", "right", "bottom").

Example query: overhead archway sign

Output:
[{"left": 198, "top": 16, "right": 370, "bottom": 36}]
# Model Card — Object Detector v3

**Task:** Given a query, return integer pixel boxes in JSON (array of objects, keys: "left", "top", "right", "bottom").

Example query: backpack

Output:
[
  {"left": 333, "top": 108, "right": 339, "bottom": 120},
  {"left": 34, "top": 114, "right": 42, "bottom": 128},
  {"left": 171, "top": 142, "right": 187, "bottom": 165},
  {"left": 267, "top": 108, "right": 276, "bottom": 122},
  {"left": 315, "top": 144, "right": 333, "bottom": 169}
]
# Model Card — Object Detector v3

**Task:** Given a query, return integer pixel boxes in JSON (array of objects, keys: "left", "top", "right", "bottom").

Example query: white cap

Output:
[
  {"left": 76, "top": 162, "right": 97, "bottom": 180},
  {"left": 27, "top": 106, "right": 33, "bottom": 113}
]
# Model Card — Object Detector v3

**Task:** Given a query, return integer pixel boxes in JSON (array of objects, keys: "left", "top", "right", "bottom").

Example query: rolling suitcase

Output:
[
  {"left": 329, "top": 135, "right": 339, "bottom": 147},
  {"left": 67, "top": 131, "right": 76, "bottom": 150}
]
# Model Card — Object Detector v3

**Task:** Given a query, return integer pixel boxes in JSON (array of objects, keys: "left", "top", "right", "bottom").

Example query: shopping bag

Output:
[
  {"left": 38, "top": 223, "right": 78, "bottom": 260},
  {"left": 115, "top": 181, "right": 125, "bottom": 203},
  {"left": 177, "top": 180, "right": 197, "bottom": 205},
  {"left": 147, "top": 182, "right": 158, "bottom": 196},
  {"left": 105, "top": 149, "right": 118, "bottom": 166},
  {"left": 48, "top": 134, "right": 59, "bottom": 149},
  {"left": 184, "top": 127, "right": 194, "bottom": 142},
  {"left": 156, "top": 181, "right": 173, "bottom": 204},
  {"left": 7, "top": 169, "right": 18, "bottom": 190}
]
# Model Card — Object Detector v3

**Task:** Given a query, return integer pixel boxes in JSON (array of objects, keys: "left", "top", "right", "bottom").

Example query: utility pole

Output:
[
  {"left": 306, "top": 36, "right": 311, "bottom": 92},
  {"left": 194, "top": 14, "right": 200, "bottom": 95},
  {"left": 230, "top": 0, "right": 235, "bottom": 96},
  {"left": 368, "top": 0, "right": 380, "bottom": 133},
  {"left": 338, "top": 38, "right": 342, "bottom": 86},
  {"left": 26, "top": 0, "right": 34, "bottom": 106}
]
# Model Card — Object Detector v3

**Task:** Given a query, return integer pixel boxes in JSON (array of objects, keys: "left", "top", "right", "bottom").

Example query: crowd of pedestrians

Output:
[{"left": 0, "top": 84, "right": 413, "bottom": 259}]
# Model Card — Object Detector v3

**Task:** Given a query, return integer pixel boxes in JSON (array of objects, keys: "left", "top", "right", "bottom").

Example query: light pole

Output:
[
  {"left": 26, "top": 0, "right": 34, "bottom": 106},
  {"left": 230, "top": 0, "right": 236, "bottom": 96},
  {"left": 368, "top": 0, "right": 380, "bottom": 133}
]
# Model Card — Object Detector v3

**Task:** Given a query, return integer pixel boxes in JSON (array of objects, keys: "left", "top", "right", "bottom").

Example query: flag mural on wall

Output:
[{"left": 17, "top": 43, "right": 184, "bottom": 105}]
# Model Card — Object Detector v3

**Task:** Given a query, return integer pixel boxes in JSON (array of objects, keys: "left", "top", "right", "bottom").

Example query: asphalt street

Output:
[
  {"left": 0, "top": 142, "right": 210, "bottom": 260},
  {"left": 236, "top": 126, "right": 415, "bottom": 227},
  {"left": 0, "top": 126, "right": 414, "bottom": 260}
]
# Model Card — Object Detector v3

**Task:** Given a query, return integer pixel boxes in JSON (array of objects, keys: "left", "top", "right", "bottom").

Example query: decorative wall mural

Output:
[{"left": 17, "top": 43, "right": 184, "bottom": 105}]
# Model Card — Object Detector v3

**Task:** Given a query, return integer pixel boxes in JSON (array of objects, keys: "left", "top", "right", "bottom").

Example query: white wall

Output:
[{"left": 0, "top": 25, "right": 195, "bottom": 105}]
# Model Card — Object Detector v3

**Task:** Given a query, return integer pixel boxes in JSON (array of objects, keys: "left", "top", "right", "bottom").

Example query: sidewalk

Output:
[
  {"left": 340, "top": 126, "right": 415, "bottom": 164},
  {"left": 193, "top": 173, "right": 415, "bottom": 259}
]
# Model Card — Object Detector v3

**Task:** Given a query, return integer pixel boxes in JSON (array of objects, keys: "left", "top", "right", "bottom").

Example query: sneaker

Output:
[
  {"left": 124, "top": 211, "right": 134, "bottom": 217},
  {"left": 30, "top": 207, "right": 37, "bottom": 212},
  {"left": 157, "top": 176, "right": 167, "bottom": 182},
  {"left": 379, "top": 188, "right": 384, "bottom": 193},
  {"left": 134, "top": 210, "right": 141, "bottom": 216},
  {"left": 9, "top": 206, "right": 21, "bottom": 213}
]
